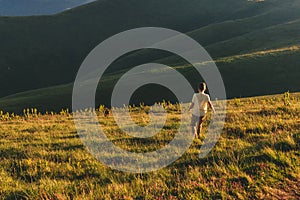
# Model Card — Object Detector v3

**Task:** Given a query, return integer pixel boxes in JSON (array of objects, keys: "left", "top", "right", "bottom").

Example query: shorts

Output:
[{"left": 190, "top": 114, "right": 206, "bottom": 126}]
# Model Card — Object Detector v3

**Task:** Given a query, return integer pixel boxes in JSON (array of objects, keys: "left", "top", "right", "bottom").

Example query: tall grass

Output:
[{"left": 0, "top": 92, "right": 299, "bottom": 199}]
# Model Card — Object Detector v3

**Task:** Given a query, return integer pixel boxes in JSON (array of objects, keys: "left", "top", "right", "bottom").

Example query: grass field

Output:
[{"left": 0, "top": 92, "right": 299, "bottom": 199}]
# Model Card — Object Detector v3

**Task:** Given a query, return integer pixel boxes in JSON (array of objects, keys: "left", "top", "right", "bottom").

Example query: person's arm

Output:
[
  {"left": 207, "top": 95, "right": 215, "bottom": 114},
  {"left": 208, "top": 100, "right": 216, "bottom": 114},
  {"left": 188, "top": 94, "right": 196, "bottom": 112},
  {"left": 188, "top": 102, "right": 194, "bottom": 112}
]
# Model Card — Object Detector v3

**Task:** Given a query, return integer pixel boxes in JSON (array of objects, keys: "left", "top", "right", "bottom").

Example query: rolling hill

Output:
[
  {"left": 0, "top": 0, "right": 95, "bottom": 16},
  {"left": 0, "top": 0, "right": 300, "bottom": 112},
  {"left": 1, "top": 45, "right": 299, "bottom": 113}
]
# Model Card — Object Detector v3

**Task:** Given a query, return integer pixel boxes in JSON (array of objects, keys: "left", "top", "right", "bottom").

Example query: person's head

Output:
[{"left": 198, "top": 82, "right": 206, "bottom": 92}]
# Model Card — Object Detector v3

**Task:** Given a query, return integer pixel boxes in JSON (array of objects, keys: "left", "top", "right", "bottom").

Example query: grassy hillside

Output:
[
  {"left": 1, "top": 45, "right": 299, "bottom": 113},
  {"left": 0, "top": 0, "right": 95, "bottom": 16},
  {"left": 1, "top": 0, "right": 300, "bottom": 102},
  {"left": 0, "top": 92, "right": 299, "bottom": 199},
  {"left": 0, "top": 0, "right": 258, "bottom": 97}
]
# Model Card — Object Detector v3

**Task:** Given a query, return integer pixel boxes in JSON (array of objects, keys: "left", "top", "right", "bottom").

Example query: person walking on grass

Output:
[{"left": 188, "top": 82, "right": 215, "bottom": 139}]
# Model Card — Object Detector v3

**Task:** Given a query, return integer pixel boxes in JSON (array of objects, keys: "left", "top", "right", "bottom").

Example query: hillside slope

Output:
[
  {"left": 0, "top": 0, "right": 95, "bottom": 16},
  {"left": 0, "top": 0, "right": 300, "bottom": 112},
  {"left": 0, "top": 0, "right": 299, "bottom": 97},
  {"left": 1, "top": 46, "right": 299, "bottom": 112}
]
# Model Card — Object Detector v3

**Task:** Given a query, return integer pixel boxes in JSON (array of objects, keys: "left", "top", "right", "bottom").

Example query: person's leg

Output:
[
  {"left": 196, "top": 116, "right": 205, "bottom": 138},
  {"left": 191, "top": 126, "right": 196, "bottom": 138},
  {"left": 190, "top": 115, "right": 198, "bottom": 138}
]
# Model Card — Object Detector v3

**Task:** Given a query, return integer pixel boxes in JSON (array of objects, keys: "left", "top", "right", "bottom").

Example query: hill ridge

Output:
[{"left": 0, "top": 0, "right": 299, "bottom": 112}]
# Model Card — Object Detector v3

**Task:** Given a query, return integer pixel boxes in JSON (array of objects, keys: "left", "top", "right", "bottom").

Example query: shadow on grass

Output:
[
  {"left": 110, "top": 137, "right": 173, "bottom": 153},
  {"left": 240, "top": 153, "right": 289, "bottom": 168},
  {"left": 22, "top": 142, "right": 85, "bottom": 151},
  {"left": 49, "top": 143, "right": 85, "bottom": 151},
  {"left": 171, "top": 138, "right": 291, "bottom": 170},
  {"left": 246, "top": 106, "right": 295, "bottom": 117},
  {"left": 57, "top": 133, "right": 80, "bottom": 140},
  {"left": 0, "top": 148, "right": 28, "bottom": 159},
  {"left": 274, "top": 141, "right": 295, "bottom": 152}
]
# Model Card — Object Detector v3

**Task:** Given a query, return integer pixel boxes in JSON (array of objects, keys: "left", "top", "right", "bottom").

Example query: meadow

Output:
[{"left": 0, "top": 92, "right": 299, "bottom": 199}]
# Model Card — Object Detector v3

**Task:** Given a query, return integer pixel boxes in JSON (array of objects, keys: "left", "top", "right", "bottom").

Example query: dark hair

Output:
[{"left": 198, "top": 82, "right": 206, "bottom": 92}]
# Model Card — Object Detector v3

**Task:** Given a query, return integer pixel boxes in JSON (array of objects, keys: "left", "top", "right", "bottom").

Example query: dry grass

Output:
[{"left": 0, "top": 92, "right": 299, "bottom": 199}]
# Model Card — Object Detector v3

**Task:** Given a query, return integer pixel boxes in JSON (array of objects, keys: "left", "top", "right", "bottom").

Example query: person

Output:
[{"left": 188, "top": 82, "right": 215, "bottom": 139}]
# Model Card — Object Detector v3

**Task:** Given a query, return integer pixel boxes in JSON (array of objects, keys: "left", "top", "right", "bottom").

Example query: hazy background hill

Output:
[
  {"left": 0, "top": 0, "right": 95, "bottom": 16},
  {"left": 0, "top": 0, "right": 300, "bottom": 112}
]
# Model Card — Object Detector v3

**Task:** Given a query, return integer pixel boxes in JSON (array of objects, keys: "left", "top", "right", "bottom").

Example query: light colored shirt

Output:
[{"left": 191, "top": 92, "right": 210, "bottom": 117}]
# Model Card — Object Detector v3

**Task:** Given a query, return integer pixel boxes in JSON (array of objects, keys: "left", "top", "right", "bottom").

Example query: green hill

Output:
[
  {"left": 0, "top": 0, "right": 96, "bottom": 16},
  {"left": 1, "top": 45, "right": 299, "bottom": 113},
  {"left": 0, "top": 0, "right": 300, "bottom": 112}
]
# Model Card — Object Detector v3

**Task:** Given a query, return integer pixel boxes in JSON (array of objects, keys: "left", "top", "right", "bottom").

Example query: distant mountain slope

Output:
[
  {"left": 0, "top": 0, "right": 95, "bottom": 16},
  {"left": 0, "top": 0, "right": 300, "bottom": 112},
  {"left": 1, "top": 45, "right": 299, "bottom": 112},
  {"left": 0, "top": 0, "right": 293, "bottom": 97}
]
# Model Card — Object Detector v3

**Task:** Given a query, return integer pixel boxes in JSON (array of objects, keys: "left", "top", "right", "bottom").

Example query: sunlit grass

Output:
[{"left": 0, "top": 92, "right": 299, "bottom": 199}]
